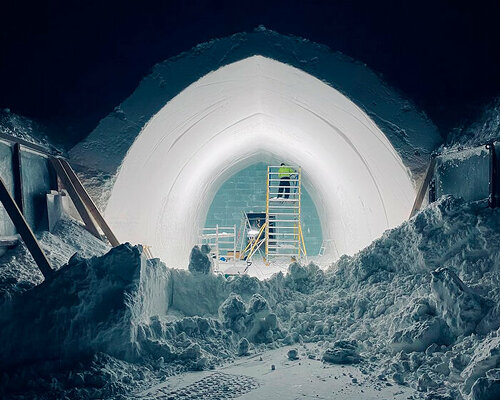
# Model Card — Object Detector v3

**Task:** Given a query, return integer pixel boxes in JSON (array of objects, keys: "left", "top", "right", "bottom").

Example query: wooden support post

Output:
[
  {"left": 49, "top": 157, "right": 102, "bottom": 240},
  {"left": 0, "top": 177, "right": 54, "bottom": 279},
  {"left": 58, "top": 158, "right": 120, "bottom": 247},
  {"left": 409, "top": 155, "right": 437, "bottom": 218},
  {"left": 12, "top": 143, "right": 24, "bottom": 213}
]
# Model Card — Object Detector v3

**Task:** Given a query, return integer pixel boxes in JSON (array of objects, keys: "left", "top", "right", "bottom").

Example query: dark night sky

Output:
[{"left": 1, "top": 0, "right": 499, "bottom": 147}]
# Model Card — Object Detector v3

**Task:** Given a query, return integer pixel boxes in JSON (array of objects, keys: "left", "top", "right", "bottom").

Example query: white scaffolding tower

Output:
[
  {"left": 265, "top": 165, "right": 307, "bottom": 262},
  {"left": 199, "top": 225, "right": 236, "bottom": 272}
]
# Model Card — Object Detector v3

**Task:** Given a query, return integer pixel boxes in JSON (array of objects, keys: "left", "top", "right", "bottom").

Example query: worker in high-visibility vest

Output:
[{"left": 277, "top": 163, "right": 295, "bottom": 199}]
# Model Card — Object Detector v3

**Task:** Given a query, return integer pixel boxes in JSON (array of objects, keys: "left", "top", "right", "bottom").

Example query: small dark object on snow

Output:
[
  {"left": 287, "top": 348, "right": 299, "bottom": 360},
  {"left": 271, "top": 364, "right": 276, "bottom": 371},
  {"left": 237, "top": 338, "right": 249, "bottom": 356}
]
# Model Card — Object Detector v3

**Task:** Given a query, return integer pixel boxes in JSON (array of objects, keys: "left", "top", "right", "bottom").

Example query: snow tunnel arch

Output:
[{"left": 103, "top": 55, "right": 416, "bottom": 267}]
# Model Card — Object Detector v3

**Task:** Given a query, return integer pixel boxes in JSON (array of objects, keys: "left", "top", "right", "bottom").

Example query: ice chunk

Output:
[
  {"left": 218, "top": 293, "right": 246, "bottom": 332},
  {"left": 461, "top": 331, "right": 500, "bottom": 394},
  {"left": 322, "top": 340, "right": 361, "bottom": 364},
  {"left": 391, "top": 317, "right": 452, "bottom": 353},
  {"left": 188, "top": 245, "right": 213, "bottom": 275},
  {"left": 470, "top": 369, "right": 500, "bottom": 400},
  {"left": 237, "top": 338, "right": 250, "bottom": 356},
  {"left": 431, "top": 267, "right": 488, "bottom": 337},
  {"left": 287, "top": 348, "right": 299, "bottom": 360}
]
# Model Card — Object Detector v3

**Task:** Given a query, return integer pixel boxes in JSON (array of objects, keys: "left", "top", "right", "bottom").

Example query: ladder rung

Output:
[
  {"left": 269, "top": 212, "right": 299, "bottom": 216},
  {"left": 269, "top": 199, "right": 299, "bottom": 202},
  {"left": 268, "top": 206, "right": 300, "bottom": 209},
  {"left": 271, "top": 219, "right": 300, "bottom": 223},
  {"left": 267, "top": 254, "right": 301, "bottom": 257},
  {"left": 268, "top": 199, "right": 299, "bottom": 201},
  {"left": 268, "top": 248, "right": 299, "bottom": 251},
  {"left": 269, "top": 185, "right": 299, "bottom": 188}
]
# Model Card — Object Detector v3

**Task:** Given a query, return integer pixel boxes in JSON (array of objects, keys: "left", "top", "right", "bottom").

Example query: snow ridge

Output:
[{"left": 1, "top": 196, "right": 500, "bottom": 399}]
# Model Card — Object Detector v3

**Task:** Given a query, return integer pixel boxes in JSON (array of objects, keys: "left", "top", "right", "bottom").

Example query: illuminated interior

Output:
[{"left": 105, "top": 55, "right": 415, "bottom": 268}]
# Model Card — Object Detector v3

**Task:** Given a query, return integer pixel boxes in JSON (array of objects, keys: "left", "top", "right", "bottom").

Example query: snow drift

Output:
[{"left": 1, "top": 196, "right": 500, "bottom": 399}]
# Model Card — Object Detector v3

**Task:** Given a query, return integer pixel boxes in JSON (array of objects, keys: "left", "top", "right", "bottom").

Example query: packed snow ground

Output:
[
  {"left": 136, "top": 345, "right": 417, "bottom": 399},
  {"left": 1, "top": 196, "right": 500, "bottom": 399}
]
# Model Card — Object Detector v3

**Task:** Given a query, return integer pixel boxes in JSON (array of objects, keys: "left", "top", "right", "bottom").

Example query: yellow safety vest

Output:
[{"left": 278, "top": 166, "right": 294, "bottom": 179}]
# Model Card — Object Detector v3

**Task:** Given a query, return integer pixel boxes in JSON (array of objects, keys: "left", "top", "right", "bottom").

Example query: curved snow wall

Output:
[{"left": 69, "top": 29, "right": 442, "bottom": 268}]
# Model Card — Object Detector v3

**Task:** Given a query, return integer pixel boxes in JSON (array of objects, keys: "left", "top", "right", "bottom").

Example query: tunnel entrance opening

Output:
[
  {"left": 204, "top": 162, "right": 323, "bottom": 269},
  {"left": 102, "top": 55, "right": 416, "bottom": 268}
]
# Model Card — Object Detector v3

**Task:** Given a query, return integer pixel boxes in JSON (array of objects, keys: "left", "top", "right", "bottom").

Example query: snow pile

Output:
[
  {"left": 0, "top": 217, "right": 109, "bottom": 301},
  {"left": 1, "top": 195, "right": 500, "bottom": 399},
  {"left": 0, "top": 244, "right": 169, "bottom": 369},
  {"left": 445, "top": 96, "right": 500, "bottom": 150},
  {"left": 0, "top": 108, "right": 56, "bottom": 151},
  {"left": 322, "top": 340, "right": 361, "bottom": 364}
]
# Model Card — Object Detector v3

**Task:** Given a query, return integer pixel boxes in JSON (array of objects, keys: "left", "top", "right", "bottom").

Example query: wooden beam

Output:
[
  {"left": 49, "top": 157, "right": 102, "bottom": 240},
  {"left": 12, "top": 143, "right": 24, "bottom": 213},
  {"left": 58, "top": 158, "right": 120, "bottom": 247},
  {"left": 0, "top": 176, "right": 54, "bottom": 279},
  {"left": 0, "top": 132, "right": 58, "bottom": 157},
  {"left": 409, "top": 155, "right": 437, "bottom": 218}
]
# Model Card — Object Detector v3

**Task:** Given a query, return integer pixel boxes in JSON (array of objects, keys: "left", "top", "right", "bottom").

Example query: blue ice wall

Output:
[{"left": 204, "top": 163, "right": 323, "bottom": 255}]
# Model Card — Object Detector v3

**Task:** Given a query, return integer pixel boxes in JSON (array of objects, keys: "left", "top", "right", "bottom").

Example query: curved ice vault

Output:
[{"left": 105, "top": 56, "right": 415, "bottom": 268}]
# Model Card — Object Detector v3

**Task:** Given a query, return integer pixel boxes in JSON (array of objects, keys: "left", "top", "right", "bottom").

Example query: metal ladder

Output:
[{"left": 265, "top": 165, "right": 307, "bottom": 261}]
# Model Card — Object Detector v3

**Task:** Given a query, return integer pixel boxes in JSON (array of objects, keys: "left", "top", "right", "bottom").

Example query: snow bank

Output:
[
  {"left": 0, "top": 244, "right": 169, "bottom": 368},
  {"left": 0, "top": 217, "right": 109, "bottom": 301},
  {"left": 0, "top": 109, "right": 53, "bottom": 150},
  {"left": 2, "top": 196, "right": 500, "bottom": 399},
  {"left": 445, "top": 96, "right": 500, "bottom": 150}
]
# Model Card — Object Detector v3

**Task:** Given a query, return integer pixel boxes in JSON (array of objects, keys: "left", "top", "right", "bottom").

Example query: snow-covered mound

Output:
[
  {"left": 1, "top": 196, "right": 499, "bottom": 399},
  {"left": 0, "top": 109, "right": 56, "bottom": 151},
  {"left": 0, "top": 218, "right": 109, "bottom": 302},
  {"left": 444, "top": 96, "right": 500, "bottom": 151}
]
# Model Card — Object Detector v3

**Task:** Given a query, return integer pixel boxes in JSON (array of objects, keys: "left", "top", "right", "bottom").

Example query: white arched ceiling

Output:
[{"left": 104, "top": 56, "right": 415, "bottom": 268}]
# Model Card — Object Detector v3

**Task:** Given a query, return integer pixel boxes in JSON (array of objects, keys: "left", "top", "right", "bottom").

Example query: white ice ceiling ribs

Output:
[{"left": 70, "top": 30, "right": 442, "bottom": 268}]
